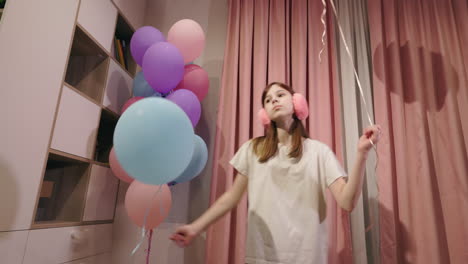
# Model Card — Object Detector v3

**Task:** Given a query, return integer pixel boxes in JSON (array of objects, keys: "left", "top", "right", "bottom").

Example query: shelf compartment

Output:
[
  {"left": 34, "top": 152, "right": 90, "bottom": 224},
  {"left": 94, "top": 108, "right": 118, "bottom": 164},
  {"left": 112, "top": 13, "right": 137, "bottom": 75},
  {"left": 65, "top": 25, "right": 109, "bottom": 104}
]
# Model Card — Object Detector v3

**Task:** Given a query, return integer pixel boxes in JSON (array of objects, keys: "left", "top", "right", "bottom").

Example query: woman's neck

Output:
[
  {"left": 275, "top": 118, "right": 294, "bottom": 145},
  {"left": 277, "top": 128, "right": 291, "bottom": 145}
]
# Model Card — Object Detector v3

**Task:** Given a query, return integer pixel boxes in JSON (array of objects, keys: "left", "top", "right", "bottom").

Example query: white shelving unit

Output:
[{"left": 0, "top": 0, "right": 139, "bottom": 263}]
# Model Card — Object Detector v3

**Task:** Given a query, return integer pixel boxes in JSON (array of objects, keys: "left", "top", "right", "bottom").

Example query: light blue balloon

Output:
[
  {"left": 133, "top": 71, "right": 155, "bottom": 97},
  {"left": 113, "top": 97, "right": 194, "bottom": 185},
  {"left": 173, "top": 135, "right": 208, "bottom": 184}
]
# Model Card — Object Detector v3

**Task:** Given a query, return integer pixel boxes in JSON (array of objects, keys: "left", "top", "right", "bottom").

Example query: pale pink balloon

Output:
[
  {"left": 167, "top": 19, "right": 205, "bottom": 64},
  {"left": 121, "top": 96, "right": 144, "bottom": 114},
  {"left": 124, "top": 181, "right": 172, "bottom": 229},
  {"left": 109, "top": 147, "right": 134, "bottom": 183},
  {"left": 174, "top": 64, "right": 209, "bottom": 101}
]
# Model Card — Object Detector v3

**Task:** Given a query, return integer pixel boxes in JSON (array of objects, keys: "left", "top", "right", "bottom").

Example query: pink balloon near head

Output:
[
  {"left": 124, "top": 181, "right": 172, "bottom": 229},
  {"left": 175, "top": 64, "right": 209, "bottom": 101},
  {"left": 109, "top": 147, "right": 134, "bottom": 183},
  {"left": 121, "top": 96, "right": 144, "bottom": 114},
  {"left": 167, "top": 19, "right": 205, "bottom": 64}
]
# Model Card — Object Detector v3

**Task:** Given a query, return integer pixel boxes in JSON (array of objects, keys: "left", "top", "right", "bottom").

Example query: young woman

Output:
[{"left": 170, "top": 82, "right": 382, "bottom": 263}]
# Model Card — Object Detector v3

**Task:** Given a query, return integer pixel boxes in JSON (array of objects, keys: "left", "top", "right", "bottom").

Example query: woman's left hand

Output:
[{"left": 357, "top": 125, "right": 382, "bottom": 154}]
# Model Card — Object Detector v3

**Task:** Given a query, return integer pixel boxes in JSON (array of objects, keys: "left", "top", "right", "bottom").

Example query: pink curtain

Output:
[
  {"left": 368, "top": 0, "right": 468, "bottom": 263},
  {"left": 205, "top": 0, "right": 353, "bottom": 263}
]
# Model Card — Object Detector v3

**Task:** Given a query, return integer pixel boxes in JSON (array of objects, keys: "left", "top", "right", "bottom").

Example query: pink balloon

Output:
[
  {"left": 124, "top": 181, "right": 172, "bottom": 229},
  {"left": 174, "top": 64, "right": 209, "bottom": 101},
  {"left": 121, "top": 97, "right": 144, "bottom": 114},
  {"left": 167, "top": 19, "right": 205, "bottom": 64},
  {"left": 109, "top": 147, "right": 134, "bottom": 183}
]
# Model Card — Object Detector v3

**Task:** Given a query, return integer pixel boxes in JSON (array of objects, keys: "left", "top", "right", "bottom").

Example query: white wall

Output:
[{"left": 111, "top": 1, "right": 228, "bottom": 263}]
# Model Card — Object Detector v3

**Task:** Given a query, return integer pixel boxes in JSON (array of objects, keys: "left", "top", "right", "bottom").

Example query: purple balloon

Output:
[
  {"left": 166, "top": 89, "right": 201, "bottom": 127},
  {"left": 130, "top": 26, "right": 166, "bottom": 66},
  {"left": 143, "top": 42, "right": 185, "bottom": 94}
]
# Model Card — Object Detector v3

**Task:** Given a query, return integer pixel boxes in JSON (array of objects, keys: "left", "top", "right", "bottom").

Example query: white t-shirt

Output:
[{"left": 229, "top": 138, "right": 347, "bottom": 264}]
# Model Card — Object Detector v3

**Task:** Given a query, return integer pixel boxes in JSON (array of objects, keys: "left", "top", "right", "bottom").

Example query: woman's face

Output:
[{"left": 263, "top": 85, "right": 294, "bottom": 122}]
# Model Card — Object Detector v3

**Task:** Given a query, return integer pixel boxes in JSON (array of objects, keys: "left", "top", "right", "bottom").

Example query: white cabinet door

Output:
[
  {"left": 23, "top": 224, "right": 113, "bottom": 264},
  {"left": 0, "top": 0, "right": 80, "bottom": 231},
  {"left": 112, "top": 0, "right": 146, "bottom": 29},
  {"left": 51, "top": 86, "right": 101, "bottom": 159},
  {"left": 77, "top": 0, "right": 118, "bottom": 53},
  {"left": 102, "top": 59, "right": 133, "bottom": 114},
  {"left": 0, "top": 230, "right": 29, "bottom": 264},
  {"left": 83, "top": 165, "right": 119, "bottom": 221}
]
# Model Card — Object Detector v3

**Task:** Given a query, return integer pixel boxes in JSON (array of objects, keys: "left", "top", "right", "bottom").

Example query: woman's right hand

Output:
[{"left": 169, "top": 224, "right": 200, "bottom": 248}]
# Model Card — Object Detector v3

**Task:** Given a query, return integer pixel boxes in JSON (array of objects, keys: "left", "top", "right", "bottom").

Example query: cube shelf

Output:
[
  {"left": 65, "top": 25, "right": 109, "bottom": 104},
  {"left": 31, "top": 5, "right": 136, "bottom": 230},
  {"left": 34, "top": 152, "right": 90, "bottom": 224},
  {"left": 0, "top": 0, "right": 6, "bottom": 21},
  {"left": 94, "top": 108, "right": 119, "bottom": 164},
  {"left": 112, "top": 13, "right": 137, "bottom": 75}
]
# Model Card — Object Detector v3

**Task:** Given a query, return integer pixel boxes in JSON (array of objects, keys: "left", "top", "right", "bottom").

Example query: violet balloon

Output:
[
  {"left": 166, "top": 89, "right": 201, "bottom": 127},
  {"left": 142, "top": 42, "right": 185, "bottom": 94},
  {"left": 130, "top": 26, "right": 165, "bottom": 66}
]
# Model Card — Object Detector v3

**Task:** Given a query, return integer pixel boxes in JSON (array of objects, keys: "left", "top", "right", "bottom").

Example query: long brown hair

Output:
[{"left": 252, "top": 82, "right": 309, "bottom": 163}]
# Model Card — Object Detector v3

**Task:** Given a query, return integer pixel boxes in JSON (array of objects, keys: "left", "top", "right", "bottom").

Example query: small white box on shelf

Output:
[
  {"left": 77, "top": 0, "right": 118, "bottom": 53},
  {"left": 102, "top": 59, "right": 133, "bottom": 114},
  {"left": 83, "top": 164, "right": 119, "bottom": 221},
  {"left": 51, "top": 86, "right": 101, "bottom": 159}
]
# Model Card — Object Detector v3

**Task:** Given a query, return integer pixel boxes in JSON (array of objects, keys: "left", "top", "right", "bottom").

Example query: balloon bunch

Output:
[{"left": 108, "top": 19, "right": 209, "bottom": 233}]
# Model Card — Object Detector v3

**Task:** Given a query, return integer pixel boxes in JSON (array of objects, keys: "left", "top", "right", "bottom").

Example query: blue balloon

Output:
[
  {"left": 172, "top": 135, "right": 208, "bottom": 184},
  {"left": 133, "top": 71, "right": 155, "bottom": 97},
  {"left": 113, "top": 98, "right": 194, "bottom": 185}
]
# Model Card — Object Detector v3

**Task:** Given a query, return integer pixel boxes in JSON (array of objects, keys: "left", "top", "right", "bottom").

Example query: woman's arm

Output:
[
  {"left": 329, "top": 152, "right": 367, "bottom": 211},
  {"left": 191, "top": 173, "right": 248, "bottom": 232},
  {"left": 329, "top": 125, "right": 381, "bottom": 211},
  {"left": 170, "top": 173, "right": 248, "bottom": 247}
]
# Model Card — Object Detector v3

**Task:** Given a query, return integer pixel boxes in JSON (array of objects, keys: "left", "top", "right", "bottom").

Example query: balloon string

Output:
[
  {"left": 328, "top": 0, "right": 374, "bottom": 127},
  {"left": 365, "top": 139, "right": 380, "bottom": 233},
  {"left": 146, "top": 229, "right": 154, "bottom": 264},
  {"left": 318, "top": 0, "right": 327, "bottom": 63},
  {"left": 323, "top": 0, "right": 380, "bottom": 244},
  {"left": 131, "top": 185, "right": 163, "bottom": 257}
]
